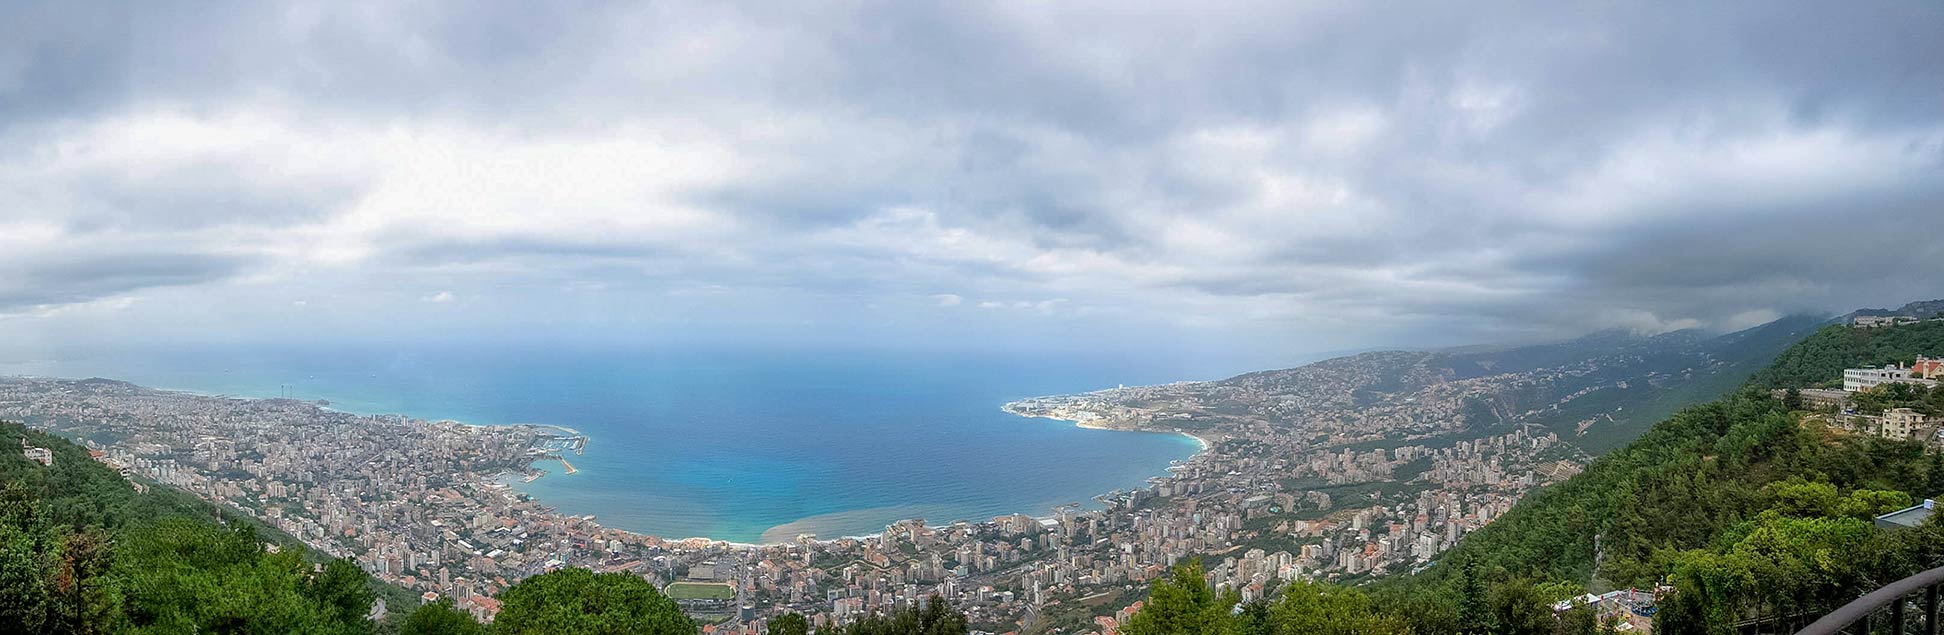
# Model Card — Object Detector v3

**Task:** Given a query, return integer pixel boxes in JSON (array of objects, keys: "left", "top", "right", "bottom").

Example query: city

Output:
[{"left": 2, "top": 337, "right": 1704, "bottom": 633}]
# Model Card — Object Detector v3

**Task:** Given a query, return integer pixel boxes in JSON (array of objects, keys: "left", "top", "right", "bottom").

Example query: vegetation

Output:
[
  {"left": 1120, "top": 318, "right": 1944, "bottom": 635},
  {"left": 1364, "top": 318, "right": 1944, "bottom": 634},
  {"left": 1751, "top": 321, "right": 1944, "bottom": 389},
  {"left": 490, "top": 568, "right": 694, "bottom": 635},
  {"left": 397, "top": 600, "right": 486, "bottom": 635},
  {"left": 769, "top": 613, "right": 811, "bottom": 635},
  {"left": 1116, "top": 560, "right": 1408, "bottom": 635},
  {"left": 1, "top": 421, "right": 399, "bottom": 635},
  {"left": 807, "top": 596, "right": 967, "bottom": 635},
  {"left": 1849, "top": 382, "right": 1944, "bottom": 416}
]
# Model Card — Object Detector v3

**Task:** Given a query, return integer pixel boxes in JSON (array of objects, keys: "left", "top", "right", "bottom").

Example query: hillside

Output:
[
  {"left": 1369, "top": 316, "right": 1944, "bottom": 633},
  {"left": 1430, "top": 314, "right": 1825, "bottom": 452},
  {"left": 1014, "top": 314, "right": 1824, "bottom": 454},
  {"left": 0, "top": 421, "right": 420, "bottom": 631},
  {"left": 1751, "top": 320, "right": 1944, "bottom": 389},
  {"left": 1114, "top": 313, "right": 1944, "bottom": 635},
  {"left": 1842, "top": 299, "right": 1944, "bottom": 321}
]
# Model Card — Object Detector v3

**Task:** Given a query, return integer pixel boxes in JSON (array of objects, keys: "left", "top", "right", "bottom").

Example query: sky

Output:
[{"left": 2, "top": 1, "right": 1942, "bottom": 367}]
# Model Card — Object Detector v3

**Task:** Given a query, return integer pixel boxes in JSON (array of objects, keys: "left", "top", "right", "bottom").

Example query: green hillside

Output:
[
  {"left": 1120, "top": 316, "right": 1944, "bottom": 635},
  {"left": 1377, "top": 318, "right": 1944, "bottom": 633},
  {"left": 1751, "top": 320, "right": 1944, "bottom": 389},
  {"left": 1, "top": 421, "right": 418, "bottom": 633}
]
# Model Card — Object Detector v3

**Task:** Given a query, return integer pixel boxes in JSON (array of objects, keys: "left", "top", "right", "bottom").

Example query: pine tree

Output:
[
  {"left": 51, "top": 527, "right": 122, "bottom": 635},
  {"left": 1456, "top": 557, "right": 1489, "bottom": 635},
  {"left": 770, "top": 613, "right": 811, "bottom": 635},
  {"left": 399, "top": 600, "right": 486, "bottom": 635}
]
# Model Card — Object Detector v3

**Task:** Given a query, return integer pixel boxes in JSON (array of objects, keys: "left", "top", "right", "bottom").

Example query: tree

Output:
[
  {"left": 1456, "top": 557, "right": 1489, "bottom": 635},
  {"left": 117, "top": 518, "right": 329, "bottom": 634},
  {"left": 1119, "top": 560, "right": 1238, "bottom": 635},
  {"left": 492, "top": 568, "right": 696, "bottom": 635},
  {"left": 1783, "top": 388, "right": 1803, "bottom": 410},
  {"left": 0, "top": 481, "right": 50, "bottom": 633},
  {"left": 1485, "top": 579, "right": 1551, "bottom": 635},
  {"left": 1267, "top": 581, "right": 1408, "bottom": 635},
  {"left": 398, "top": 599, "right": 485, "bottom": 635},
  {"left": 1558, "top": 605, "right": 1599, "bottom": 635},
  {"left": 813, "top": 595, "right": 966, "bottom": 635},
  {"left": 1236, "top": 599, "right": 1272, "bottom": 635},
  {"left": 307, "top": 558, "right": 378, "bottom": 633},
  {"left": 50, "top": 527, "right": 122, "bottom": 635},
  {"left": 1388, "top": 592, "right": 1462, "bottom": 635},
  {"left": 0, "top": 520, "right": 50, "bottom": 634},
  {"left": 770, "top": 613, "right": 812, "bottom": 635}
]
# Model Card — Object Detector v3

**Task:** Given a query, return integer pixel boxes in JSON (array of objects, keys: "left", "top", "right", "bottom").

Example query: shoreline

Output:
[
  {"left": 1004, "top": 407, "right": 1213, "bottom": 453},
  {"left": 10, "top": 372, "right": 1201, "bottom": 549}
]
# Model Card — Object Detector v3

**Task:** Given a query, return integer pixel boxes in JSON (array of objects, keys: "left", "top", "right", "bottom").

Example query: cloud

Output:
[
  {"left": 424, "top": 291, "right": 455, "bottom": 303},
  {"left": 0, "top": 1, "right": 1941, "bottom": 355}
]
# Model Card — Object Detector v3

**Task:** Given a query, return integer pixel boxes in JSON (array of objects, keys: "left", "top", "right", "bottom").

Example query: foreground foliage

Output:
[
  {"left": 1117, "top": 560, "right": 1408, "bottom": 635},
  {"left": 2, "top": 422, "right": 385, "bottom": 635},
  {"left": 489, "top": 568, "right": 694, "bottom": 635},
  {"left": 763, "top": 596, "right": 967, "bottom": 635}
]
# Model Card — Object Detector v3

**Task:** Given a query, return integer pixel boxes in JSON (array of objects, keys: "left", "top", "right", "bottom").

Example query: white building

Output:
[
  {"left": 1855, "top": 316, "right": 1920, "bottom": 328},
  {"left": 1844, "top": 363, "right": 1941, "bottom": 392}
]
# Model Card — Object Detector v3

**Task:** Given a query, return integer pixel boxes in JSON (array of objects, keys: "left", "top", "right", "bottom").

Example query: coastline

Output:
[
  {"left": 9, "top": 372, "right": 1198, "bottom": 549},
  {"left": 1004, "top": 407, "right": 1213, "bottom": 453},
  {"left": 493, "top": 393, "right": 1206, "bottom": 547}
]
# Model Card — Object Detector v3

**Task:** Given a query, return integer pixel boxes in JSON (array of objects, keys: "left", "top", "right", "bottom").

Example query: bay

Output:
[{"left": 4, "top": 344, "right": 1217, "bottom": 543}]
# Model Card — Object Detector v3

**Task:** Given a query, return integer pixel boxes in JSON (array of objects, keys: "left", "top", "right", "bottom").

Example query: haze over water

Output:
[{"left": 4, "top": 344, "right": 1234, "bottom": 543}]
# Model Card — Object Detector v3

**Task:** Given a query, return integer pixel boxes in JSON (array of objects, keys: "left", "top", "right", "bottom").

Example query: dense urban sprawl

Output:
[{"left": 15, "top": 322, "right": 1926, "bottom": 634}]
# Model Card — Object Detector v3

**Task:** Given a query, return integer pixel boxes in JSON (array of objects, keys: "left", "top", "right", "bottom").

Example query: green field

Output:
[{"left": 663, "top": 582, "right": 737, "bottom": 600}]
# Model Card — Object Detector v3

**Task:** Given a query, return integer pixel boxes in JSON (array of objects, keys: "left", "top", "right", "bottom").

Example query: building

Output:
[
  {"left": 20, "top": 438, "right": 52, "bottom": 466},
  {"left": 1880, "top": 408, "right": 1933, "bottom": 442},
  {"left": 1798, "top": 388, "right": 1851, "bottom": 409},
  {"left": 1875, "top": 499, "right": 1936, "bottom": 529},
  {"left": 1913, "top": 357, "right": 1944, "bottom": 380},
  {"left": 1855, "top": 316, "right": 1920, "bottom": 328},
  {"left": 1844, "top": 363, "right": 1941, "bottom": 392}
]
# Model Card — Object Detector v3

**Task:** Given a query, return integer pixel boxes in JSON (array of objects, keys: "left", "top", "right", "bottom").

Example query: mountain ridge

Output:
[{"left": 1013, "top": 313, "right": 1827, "bottom": 454}]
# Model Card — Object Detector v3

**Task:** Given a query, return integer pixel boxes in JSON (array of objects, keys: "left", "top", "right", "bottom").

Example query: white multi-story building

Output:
[
  {"left": 1844, "top": 363, "right": 1941, "bottom": 392},
  {"left": 1854, "top": 316, "right": 1919, "bottom": 328}
]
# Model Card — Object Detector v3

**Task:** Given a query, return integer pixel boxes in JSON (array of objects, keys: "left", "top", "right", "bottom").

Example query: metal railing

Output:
[{"left": 1795, "top": 566, "right": 1944, "bottom": 635}]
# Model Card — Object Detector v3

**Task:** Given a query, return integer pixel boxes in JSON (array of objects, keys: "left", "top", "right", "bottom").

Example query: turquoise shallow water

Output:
[{"left": 7, "top": 345, "right": 1217, "bottom": 543}]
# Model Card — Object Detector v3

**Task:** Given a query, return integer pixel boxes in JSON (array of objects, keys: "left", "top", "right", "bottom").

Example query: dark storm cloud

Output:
[{"left": 1, "top": 1, "right": 1942, "bottom": 348}]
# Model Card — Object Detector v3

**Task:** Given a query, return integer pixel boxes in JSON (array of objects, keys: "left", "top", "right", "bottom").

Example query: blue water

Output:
[{"left": 5, "top": 344, "right": 1223, "bottom": 543}]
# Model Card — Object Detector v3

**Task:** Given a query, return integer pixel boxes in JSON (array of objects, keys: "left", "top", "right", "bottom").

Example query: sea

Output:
[{"left": 3, "top": 344, "right": 1240, "bottom": 543}]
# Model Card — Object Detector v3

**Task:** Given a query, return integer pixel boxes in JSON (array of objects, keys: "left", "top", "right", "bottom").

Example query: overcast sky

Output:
[{"left": 2, "top": 1, "right": 1941, "bottom": 365}]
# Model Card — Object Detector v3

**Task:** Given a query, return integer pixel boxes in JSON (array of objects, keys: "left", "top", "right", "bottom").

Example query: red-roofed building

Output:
[
  {"left": 464, "top": 595, "right": 501, "bottom": 622},
  {"left": 1913, "top": 357, "right": 1944, "bottom": 380}
]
